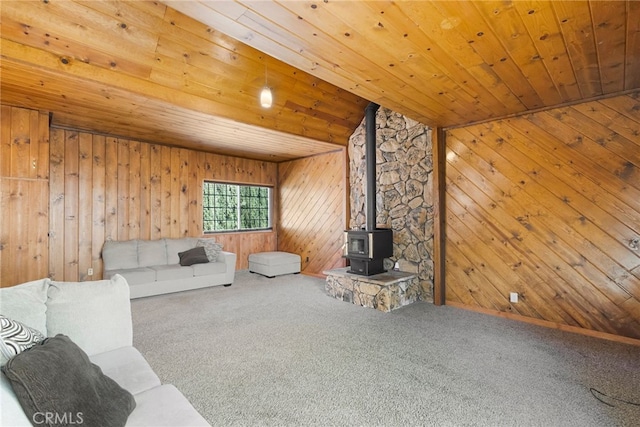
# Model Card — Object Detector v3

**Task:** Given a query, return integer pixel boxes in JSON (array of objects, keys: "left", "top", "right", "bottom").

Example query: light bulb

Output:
[{"left": 260, "top": 86, "right": 272, "bottom": 108}]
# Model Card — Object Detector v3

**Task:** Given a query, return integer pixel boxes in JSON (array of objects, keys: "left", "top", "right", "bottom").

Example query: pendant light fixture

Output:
[{"left": 260, "top": 63, "right": 272, "bottom": 108}]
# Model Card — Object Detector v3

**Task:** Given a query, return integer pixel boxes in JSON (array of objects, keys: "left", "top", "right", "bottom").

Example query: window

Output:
[{"left": 203, "top": 182, "right": 272, "bottom": 232}]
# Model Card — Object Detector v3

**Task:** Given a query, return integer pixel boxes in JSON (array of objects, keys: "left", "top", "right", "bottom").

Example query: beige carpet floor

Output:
[{"left": 131, "top": 270, "right": 640, "bottom": 427}]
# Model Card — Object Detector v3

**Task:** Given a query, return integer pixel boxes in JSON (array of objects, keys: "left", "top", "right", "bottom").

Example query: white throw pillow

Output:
[{"left": 46, "top": 275, "right": 133, "bottom": 356}]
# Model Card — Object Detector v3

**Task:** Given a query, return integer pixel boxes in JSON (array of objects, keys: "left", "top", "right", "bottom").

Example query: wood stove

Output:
[
  {"left": 343, "top": 229, "right": 393, "bottom": 275},
  {"left": 344, "top": 102, "right": 393, "bottom": 276}
]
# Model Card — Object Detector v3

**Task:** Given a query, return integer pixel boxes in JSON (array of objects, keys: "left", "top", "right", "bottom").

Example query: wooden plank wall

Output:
[
  {"left": 445, "top": 92, "right": 640, "bottom": 339},
  {"left": 278, "top": 149, "right": 348, "bottom": 276},
  {"left": 0, "top": 106, "right": 50, "bottom": 286},
  {"left": 48, "top": 128, "right": 277, "bottom": 283}
]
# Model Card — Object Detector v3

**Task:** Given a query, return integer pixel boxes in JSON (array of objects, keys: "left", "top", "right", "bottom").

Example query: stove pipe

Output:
[{"left": 365, "top": 102, "right": 380, "bottom": 231}]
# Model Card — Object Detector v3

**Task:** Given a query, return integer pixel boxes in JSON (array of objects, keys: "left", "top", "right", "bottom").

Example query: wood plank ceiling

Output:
[
  {"left": 1, "top": 1, "right": 639, "bottom": 161},
  {"left": 0, "top": 0, "right": 367, "bottom": 162}
]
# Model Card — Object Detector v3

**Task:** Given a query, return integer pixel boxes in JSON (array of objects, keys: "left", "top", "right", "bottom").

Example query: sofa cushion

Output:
[
  {"left": 0, "top": 372, "right": 31, "bottom": 426},
  {"left": 150, "top": 265, "right": 195, "bottom": 281},
  {"left": 47, "top": 274, "right": 133, "bottom": 356},
  {"left": 197, "top": 238, "right": 223, "bottom": 262},
  {"left": 0, "top": 278, "right": 49, "bottom": 336},
  {"left": 1, "top": 334, "right": 136, "bottom": 427},
  {"left": 165, "top": 238, "right": 198, "bottom": 265},
  {"left": 0, "top": 315, "right": 45, "bottom": 361},
  {"left": 125, "top": 384, "right": 210, "bottom": 427},
  {"left": 90, "top": 346, "right": 161, "bottom": 396},
  {"left": 103, "top": 239, "right": 140, "bottom": 270},
  {"left": 178, "top": 247, "right": 209, "bottom": 266},
  {"left": 192, "top": 261, "right": 227, "bottom": 277},
  {"left": 107, "top": 267, "right": 157, "bottom": 286},
  {"left": 138, "top": 239, "right": 168, "bottom": 267}
]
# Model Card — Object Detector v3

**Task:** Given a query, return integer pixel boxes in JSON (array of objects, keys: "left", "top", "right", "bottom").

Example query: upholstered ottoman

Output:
[{"left": 249, "top": 251, "right": 301, "bottom": 278}]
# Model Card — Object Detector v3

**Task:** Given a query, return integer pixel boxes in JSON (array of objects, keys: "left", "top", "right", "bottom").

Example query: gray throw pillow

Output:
[
  {"left": 178, "top": 246, "right": 209, "bottom": 266},
  {"left": 197, "top": 239, "right": 223, "bottom": 262},
  {"left": 1, "top": 334, "right": 136, "bottom": 427}
]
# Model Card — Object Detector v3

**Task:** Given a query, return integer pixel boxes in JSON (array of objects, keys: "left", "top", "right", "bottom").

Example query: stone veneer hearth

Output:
[
  {"left": 324, "top": 268, "right": 420, "bottom": 312},
  {"left": 347, "top": 107, "right": 434, "bottom": 302}
]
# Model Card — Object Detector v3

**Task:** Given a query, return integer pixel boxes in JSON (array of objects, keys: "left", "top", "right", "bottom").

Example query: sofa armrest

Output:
[
  {"left": 219, "top": 251, "right": 237, "bottom": 284},
  {"left": 1, "top": 373, "right": 31, "bottom": 426}
]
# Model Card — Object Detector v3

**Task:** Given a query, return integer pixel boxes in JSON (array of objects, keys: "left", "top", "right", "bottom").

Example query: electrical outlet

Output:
[
  {"left": 510, "top": 292, "right": 518, "bottom": 303},
  {"left": 88, "top": 268, "right": 94, "bottom": 276}
]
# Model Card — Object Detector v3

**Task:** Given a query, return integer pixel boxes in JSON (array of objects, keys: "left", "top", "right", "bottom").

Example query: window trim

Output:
[{"left": 202, "top": 181, "right": 273, "bottom": 234}]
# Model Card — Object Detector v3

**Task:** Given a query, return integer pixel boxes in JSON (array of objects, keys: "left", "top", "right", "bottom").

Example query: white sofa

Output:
[
  {"left": 103, "top": 238, "right": 236, "bottom": 299},
  {"left": 0, "top": 275, "right": 210, "bottom": 426}
]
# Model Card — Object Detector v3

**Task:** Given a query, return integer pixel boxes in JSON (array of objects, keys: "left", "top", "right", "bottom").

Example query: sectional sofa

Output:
[{"left": 0, "top": 275, "right": 209, "bottom": 426}]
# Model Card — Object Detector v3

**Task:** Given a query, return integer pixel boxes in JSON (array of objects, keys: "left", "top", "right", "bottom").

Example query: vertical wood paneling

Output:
[
  {"left": 139, "top": 142, "right": 151, "bottom": 240},
  {"left": 31, "top": 179, "right": 49, "bottom": 280},
  {"left": 170, "top": 147, "right": 181, "bottom": 238},
  {"left": 210, "top": 232, "right": 277, "bottom": 270},
  {"left": 2, "top": 106, "right": 282, "bottom": 286},
  {"left": 149, "top": 145, "right": 162, "bottom": 240},
  {"left": 179, "top": 149, "right": 190, "bottom": 237},
  {"left": 28, "top": 110, "right": 39, "bottom": 179},
  {"left": 0, "top": 179, "right": 8, "bottom": 285},
  {"left": 43, "top": 129, "right": 277, "bottom": 280},
  {"left": 128, "top": 140, "right": 141, "bottom": 240},
  {"left": 48, "top": 129, "right": 65, "bottom": 281},
  {"left": 92, "top": 135, "right": 106, "bottom": 279},
  {"left": 78, "top": 133, "right": 93, "bottom": 281},
  {"left": 199, "top": 152, "right": 278, "bottom": 270},
  {"left": 277, "top": 150, "right": 347, "bottom": 275},
  {"left": 117, "top": 140, "right": 130, "bottom": 241},
  {"left": 445, "top": 92, "right": 640, "bottom": 339},
  {"left": 0, "top": 105, "right": 10, "bottom": 285},
  {"left": 10, "top": 108, "right": 31, "bottom": 178},
  {"left": 0, "top": 108, "right": 53, "bottom": 286},
  {"left": 104, "top": 137, "right": 118, "bottom": 242},
  {"left": 63, "top": 131, "right": 79, "bottom": 281},
  {"left": 433, "top": 127, "right": 447, "bottom": 305},
  {"left": 0, "top": 106, "right": 51, "bottom": 286},
  {"left": 188, "top": 150, "right": 200, "bottom": 237},
  {"left": 36, "top": 111, "right": 49, "bottom": 180},
  {"left": 0, "top": 106, "right": 12, "bottom": 178},
  {"left": 160, "top": 145, "right": 172, "bottom": 237},
  {"left": 10, "top": 181, "right": 27, "bottom": 282}
]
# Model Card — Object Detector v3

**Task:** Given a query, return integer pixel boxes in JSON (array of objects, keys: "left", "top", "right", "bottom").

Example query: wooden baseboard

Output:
[{"left": 446, "top": 301, "right": 640, "bottom": 347}]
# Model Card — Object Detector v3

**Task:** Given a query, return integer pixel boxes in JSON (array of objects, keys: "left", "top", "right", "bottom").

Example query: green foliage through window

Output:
[{"left": 203, "top": 182, "right": 271, "bottom": 232}]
